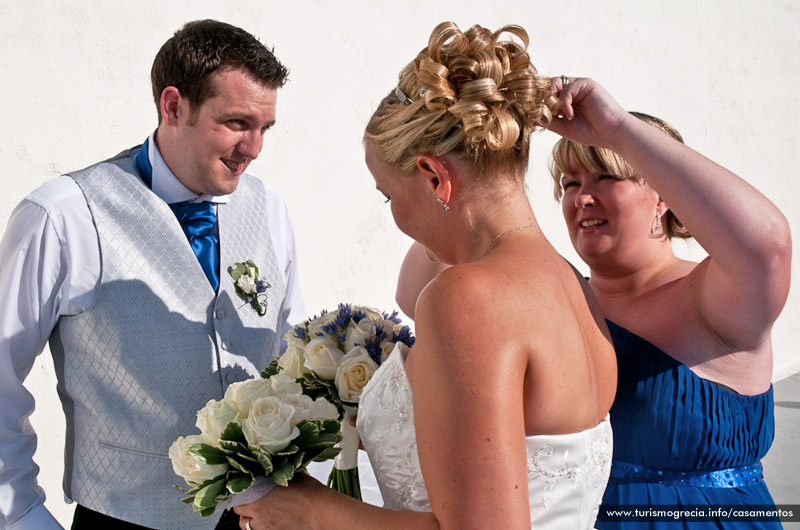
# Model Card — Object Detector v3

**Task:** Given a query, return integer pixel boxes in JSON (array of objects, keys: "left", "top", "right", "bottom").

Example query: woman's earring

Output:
[
  {"left": 437, "top": 198, "right": 450, "bottom": 212},
  {"left": 651, "top": 211, "right": 662, "bottom": 236}
]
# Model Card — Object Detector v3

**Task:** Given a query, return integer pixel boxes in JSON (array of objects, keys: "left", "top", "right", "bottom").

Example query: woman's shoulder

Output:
[
  {"left": 416, "top": 254, "right": 571, "bottom": 338},
  {"left": 416, "top": 264, "right": 495, "bottom": 327}
]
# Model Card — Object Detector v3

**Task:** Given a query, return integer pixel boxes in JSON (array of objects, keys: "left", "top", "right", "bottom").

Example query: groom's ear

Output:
[
  {"left": 159, "top": 86, "right": 183, "bottom": 126},
  {"left": 415, "top": 155, "right": 453, "bottom": 205}
]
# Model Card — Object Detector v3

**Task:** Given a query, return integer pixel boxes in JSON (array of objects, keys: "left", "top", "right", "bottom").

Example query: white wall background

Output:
[{"left": 1, "top": 0, "right": 798, "bottom": 526}]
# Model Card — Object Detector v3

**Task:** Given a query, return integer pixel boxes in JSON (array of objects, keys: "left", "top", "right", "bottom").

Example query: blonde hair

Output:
[
  {"left": 549, "top": 112, "right": 691, "bottom": 240},
  {"left": 365, "top": 22, "right": 560, "bottom": 180}
]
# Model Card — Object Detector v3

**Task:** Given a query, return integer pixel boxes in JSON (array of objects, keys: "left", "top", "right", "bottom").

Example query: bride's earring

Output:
[
  {"left": 650, "top": 211, "right": 662, "bottom": 236},
  {"left": 437, "top": 198, "right": 450, "bottom": 212}
]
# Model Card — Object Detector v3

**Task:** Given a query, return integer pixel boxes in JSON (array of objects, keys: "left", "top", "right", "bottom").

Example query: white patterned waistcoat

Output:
[{"left": 49, "top": 146, "right": 287, "bottom": 529}]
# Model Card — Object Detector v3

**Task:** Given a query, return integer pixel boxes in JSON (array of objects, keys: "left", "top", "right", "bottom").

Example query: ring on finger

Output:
[{"left": 561, "top": 74, "right": 569, "bottom": 87}]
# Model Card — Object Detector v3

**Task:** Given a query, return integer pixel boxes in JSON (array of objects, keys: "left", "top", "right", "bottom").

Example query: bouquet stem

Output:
[
  {"left": 328, "top": 406, "right": 362, "bottom": 499},
  {"left": 327, "top": 467, "right": 361, "bottom": 500}
]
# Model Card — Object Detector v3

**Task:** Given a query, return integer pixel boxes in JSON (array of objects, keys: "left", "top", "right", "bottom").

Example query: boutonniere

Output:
[{"left": 229, "top": 260, "right": 272, "bottom": 316}]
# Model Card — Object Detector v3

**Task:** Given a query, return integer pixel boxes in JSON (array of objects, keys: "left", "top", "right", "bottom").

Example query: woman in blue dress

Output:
[{"left": 548, "top": 76, "right": 791, "bottom": 528}]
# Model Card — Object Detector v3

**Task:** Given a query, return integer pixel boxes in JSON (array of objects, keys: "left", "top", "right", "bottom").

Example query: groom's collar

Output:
[{"left": 145, "top": 132, "right": 231, "bottom": 205}]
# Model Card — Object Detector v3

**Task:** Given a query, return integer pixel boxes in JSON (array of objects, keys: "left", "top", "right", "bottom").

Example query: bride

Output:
[{"left": 234, "top": 21, "right": 616, "bottom": 530}]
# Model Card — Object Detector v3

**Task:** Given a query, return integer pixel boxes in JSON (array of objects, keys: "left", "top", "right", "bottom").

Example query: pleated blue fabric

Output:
[{"left": 597, "top": 320, "right": 781, "bottom": 529}]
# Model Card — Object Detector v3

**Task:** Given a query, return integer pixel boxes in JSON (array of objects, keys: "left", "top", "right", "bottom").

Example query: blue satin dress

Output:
[{"left": 597, "top": 321, "right": 781, "bottom": 529}]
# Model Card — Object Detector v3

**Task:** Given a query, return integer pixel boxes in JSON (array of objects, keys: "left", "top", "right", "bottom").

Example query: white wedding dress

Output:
[{"left": 356, "top": 343, "right": 613, "bottom": 529}]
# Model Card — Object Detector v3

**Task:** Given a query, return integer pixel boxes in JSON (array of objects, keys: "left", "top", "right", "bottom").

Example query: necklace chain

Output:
[{"left": 487, "top": 223, "right": 536, "bottom": 250}]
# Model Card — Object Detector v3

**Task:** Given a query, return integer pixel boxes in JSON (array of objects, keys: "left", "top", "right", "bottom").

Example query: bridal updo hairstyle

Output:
[
  {"left": 365, "top": 22, "right": 560, "bottom": 181},
  {"left": 549, "top": 112, "right": 691, "bottom": 240}
]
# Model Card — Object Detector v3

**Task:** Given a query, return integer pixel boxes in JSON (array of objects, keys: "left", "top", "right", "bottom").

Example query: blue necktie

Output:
[{"left": 135, "top": 140, "right": 220, "bottom": 291}]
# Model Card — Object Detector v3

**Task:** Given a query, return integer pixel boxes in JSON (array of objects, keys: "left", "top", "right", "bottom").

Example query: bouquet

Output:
[
  {"left": 263, "top": 303, "right": 414, "bottom": 499},
  {"left": 169, "top": 374, "right": 342, "bottom": 516}
]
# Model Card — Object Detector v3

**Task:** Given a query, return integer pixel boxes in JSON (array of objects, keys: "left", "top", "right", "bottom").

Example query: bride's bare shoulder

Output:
[{"left": 415, "top": 260, "right": 540, "bottom": 335}]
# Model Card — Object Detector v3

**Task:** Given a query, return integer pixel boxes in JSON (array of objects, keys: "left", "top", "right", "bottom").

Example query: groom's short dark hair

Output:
[{"left": 150, "top": 19, "right": 289, "bottom": 121}]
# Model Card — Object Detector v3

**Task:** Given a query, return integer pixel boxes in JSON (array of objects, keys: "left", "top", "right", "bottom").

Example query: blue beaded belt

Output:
[{"left": 610, "top": 460, "right": 764, "bottom": 488}]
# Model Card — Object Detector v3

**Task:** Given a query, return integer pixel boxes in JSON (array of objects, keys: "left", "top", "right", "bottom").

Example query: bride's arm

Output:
[
  {"left": 233, "top": 474, "right": 439, "bottom": 530},
  {"left": 410, "top": 267, "right": 532, "bottom": 530}
]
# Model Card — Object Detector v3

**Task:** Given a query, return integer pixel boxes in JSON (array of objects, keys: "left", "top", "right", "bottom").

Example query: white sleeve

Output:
[
  {"left": 261, "top": 185, "right": 306, "bottom": 346},
  {"left": 0, "top": 178, "right": 98, "bottom": 530},
  {"left": 280, "top": 208, "right": 306, "bottom": 330},
  {"left": 5, "top": 505, "right": 64, "bottom": 530}
]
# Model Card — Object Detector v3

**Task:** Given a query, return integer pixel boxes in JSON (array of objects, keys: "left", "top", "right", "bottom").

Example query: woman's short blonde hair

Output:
[
  {"left": 365, "top": 22, "right": 560, "bottom": 181},
  {"left": 549, "top": 112, "right": 691, "bottom": 240}
]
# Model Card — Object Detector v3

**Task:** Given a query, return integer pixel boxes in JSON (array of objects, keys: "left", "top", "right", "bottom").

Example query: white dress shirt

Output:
[{"left": 0, "top": 135, "right": 305, "bottom": 529}]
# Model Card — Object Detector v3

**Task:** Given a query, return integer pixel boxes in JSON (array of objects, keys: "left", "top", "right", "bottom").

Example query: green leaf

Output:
[
  {"left": 293, "top": 420, "right": 321, "bottom": 447},
  {"left": 220, "top": 440, "right": 248, "bottom": 453},
  {"left": 276, "top": 443, "right": 299, "bottom": 457},
  {"left": 250, "top": 445, "right": 275, "bottom": 475},
  {"left": 173, "top": 483, "right": 197, "bottom": 495},
  {"left": 228, "top": 451, "right": 263, "bottom": 475},
  {"left": 271, "top": 460, "right": 297, "bottom": 487},
  {"left": 251, "top": 297, "right": 266, "bottom": 316},
  {"left": 290, "top": 451, "right": 305, "bottom": 467},
  {"left": 188, "top": 443, "right": 229, "bottom": 466},
  {"left": 261, "top": 360, "right": 279, "bottom": 379},
  {"left": 227, "top": 474, "right": 254, "bottom": 494},
  {"left": 220, "top": 422, "right": 246, "bottom": 443},
  {"left": 244, "top": 260, "right": 259, "bottom": 277},
  {"left": 227, "top": 454, "right": 257, "bottom": 475},
  {"left": 313, "top": 447, "right": 342, "bottom": 461},
  {"left": 316, "top": 433, "right": 343, "bottom": 446},
  {"left": 322, "top": 419, "right": 342, "bottom": 434},
  {"left": 193, "top": 476, "right": 227, "bottom": 509},
  {"left": 199, "top": 506, "right": 217, "bottom": 517}
]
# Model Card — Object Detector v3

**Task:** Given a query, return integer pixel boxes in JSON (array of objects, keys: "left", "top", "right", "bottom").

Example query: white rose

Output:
[
  {"left": 195, "top": 398, "right": 241, "bottom": 441},
  {"left": 282, "top": 393, "right": 340, "bottom": 422},
  {"left": 169, "top": 434, "right": 228, "bottom": 486},
  {"left": 343, "top": 318, "right": 377, "bottom": 352},
  {"left": 266, "top": 373, "right": 303, "bottom": 396},
  {"left": 276, "top": 344, "right": 308, "bottom": 380},
  {"left": 335, "top": 346, "right": 379, "bottom": 404},
  {"left": 375, "top": 319, "right": 400, "bottom": 338},
  {"left": 236, "top": 274, "right": 257, "bottom": 294},
  {"left": 379, "top": 340, "right": 397, "bottom": 363},
  {"left": 242, "top": 396, "right": 301, "bottom": 453},
  {"left": 303, "top": 337, "right": 345, "bottom": 380},
  {"left": 352, "top": 306, "right": 383, "bottom": 320},
  {"left": 224, "top": 378, "right": 273, "bottom": 416},
  {"left": 306, "top": 311, "right": 339, "bottom": 338},
  {"left": 310, "top": 397, "right": 340, "bottom": 421},
  {"left": 286, "top": 331, "right": 308, "bottom": 350},
  {"left": 280, "top": 393, "right": 316, "bottom": 423},
  {"left": 282, "top": 325, "right": 306, "bottom": 345}
]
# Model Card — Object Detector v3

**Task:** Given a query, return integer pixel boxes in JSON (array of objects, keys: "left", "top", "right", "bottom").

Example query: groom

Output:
[{"left": 0, "top": 20, "right": 304, "bottom": 530}]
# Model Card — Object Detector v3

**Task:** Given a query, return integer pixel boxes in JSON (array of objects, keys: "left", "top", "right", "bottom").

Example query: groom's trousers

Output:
[{"left": 72, "top": 505, "right": 241, "bottom": 529}]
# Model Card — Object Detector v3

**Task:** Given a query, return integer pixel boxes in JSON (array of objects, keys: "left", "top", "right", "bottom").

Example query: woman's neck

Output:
[{"left": 587, "top": 245, "right": 685, "bottom": 301}]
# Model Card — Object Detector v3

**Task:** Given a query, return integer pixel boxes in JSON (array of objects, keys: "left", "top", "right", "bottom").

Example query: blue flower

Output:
[{"left": 255, "top": 279, "right": 271, "bottom": 293}]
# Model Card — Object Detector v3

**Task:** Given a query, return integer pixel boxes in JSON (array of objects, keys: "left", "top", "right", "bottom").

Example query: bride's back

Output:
[{"left": 411, "top": 231, "right": 616, "bottom": 437}]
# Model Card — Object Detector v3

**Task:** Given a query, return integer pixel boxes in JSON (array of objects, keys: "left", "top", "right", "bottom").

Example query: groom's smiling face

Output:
[{"left": 159, "top": 67, "right": 278, "bottom": 197}]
